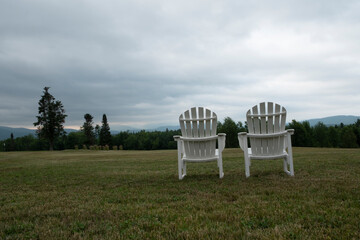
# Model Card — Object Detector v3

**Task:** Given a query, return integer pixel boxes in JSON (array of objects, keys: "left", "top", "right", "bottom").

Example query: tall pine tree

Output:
[
  {"left": 34, "top": 87, "right": 67, "bottom": 150},
  {"left": 94, "top": 124, "right": 100, "bottom": 144},
  {"left": 9, "top": 133, "right": 15, "bottom": 151},
  {"left": 99, "top": 114, "right": 111, "bottom": 146},
  {"left": 81, "top": 113, "right": 95, "bottom": 146}
]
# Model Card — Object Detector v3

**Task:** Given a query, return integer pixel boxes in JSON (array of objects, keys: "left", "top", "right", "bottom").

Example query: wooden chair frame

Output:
[
  {"left": 174, "top": 107, "right": 226, "bottom": 180},
  {"left": 238, "top": 102, "right": 294, "bottom": 177}
]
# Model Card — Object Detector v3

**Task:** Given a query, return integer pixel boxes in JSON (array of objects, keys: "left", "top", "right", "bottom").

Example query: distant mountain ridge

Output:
[
  {"left": 111, "top": 125, "right": 180, "bottom": 133},
  {"left": 305, "top": 115, "right": 360, "bottom": 126},
  {"left": 0, "top": 126, "right": 36, "bottom": 140},
  {"left": 0, "top": 125, "right": 181, "bottom": 140},
  {"left": 0, "top": 126, "right": 78, "bottom": 141}
]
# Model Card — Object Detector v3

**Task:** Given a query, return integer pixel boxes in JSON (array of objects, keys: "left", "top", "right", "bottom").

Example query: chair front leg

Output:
[
  {"left": 238, "top": 133, "right": 250, "bottom": 177},
  {"left": 286, "top": 131, "right": 294, "bottom": 176},
  {"left": 174, "top": 136, "right": 185, "bottom": 180},
  {"left": 178, "top": 145, "right": 184, "bottom": 180},
  {"left": 283, "top": 156, "right": 290, "bottom": 175},
  {"left": 218, "top": 134, "right": 226, "bottom": 178},
  {"left": 282, "top": 131, "right": 294, "bottom": 176},
  {"left": 218, "top": 152, "right": 224, "bottom": 178},
  {"left": 182, "top": 161, "right": 187, "bottom": 177}
]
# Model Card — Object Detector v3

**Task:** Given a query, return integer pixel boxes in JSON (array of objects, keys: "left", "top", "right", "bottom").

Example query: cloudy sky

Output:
[{"left": 1, "top": 0, "right": 360, "bottom": 130}]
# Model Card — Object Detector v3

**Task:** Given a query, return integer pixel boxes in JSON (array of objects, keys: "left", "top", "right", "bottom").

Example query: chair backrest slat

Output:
[
  {"left": 204, "top": 109, "right": 211, "bottom": 157},
  {"left": 191, "top": 107, "right": 198, "bottom": 137},
  {"left": 191, "top": 107, "right": 200, "bottom": 156},
  {"left": 251, "top": 105, "right": 261, "bottom": 155},
  {"left": 273, "top": 104, "right": 281, "bottom": 153},
  {"left": 279, "top": 106, "right": 287, "bottom": 153},
  {"left": 259, "top": 102, "right": 267, "bottom": 154},
  {"left": 198, "top": 107, "right": 205, "bottom": 137},
  {"left": 198, "top": 107, "right": 205, "bottom": 157},
  {"left": 267, "top": 102, "right": 274, "bottom": 154},
  {"left": 210, "top": 111, "right": 217, "bottom": 156},
  {"left": 184, "top": 110, "right": 193, "bottom": 156},
  {"left": 184, "top": 110, "right": 191, "bottom": 137},
  {"left": 260, "top": 102, "right": 266, "bottom": 134}
]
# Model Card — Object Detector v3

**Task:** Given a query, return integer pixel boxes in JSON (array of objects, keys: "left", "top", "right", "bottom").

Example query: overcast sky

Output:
[{"left": 1, "top": 0, "right": 360, "bottom": 130}]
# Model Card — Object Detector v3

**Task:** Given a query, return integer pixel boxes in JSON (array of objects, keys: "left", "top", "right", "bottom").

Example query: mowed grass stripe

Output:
[{"left": 1, "top": 148, "right": 360, "bottom": 239}]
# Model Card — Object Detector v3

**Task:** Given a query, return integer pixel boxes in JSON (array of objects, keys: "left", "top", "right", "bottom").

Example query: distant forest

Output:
[{"left": 1, "top": 118, "right": 360, "bottom": 151}]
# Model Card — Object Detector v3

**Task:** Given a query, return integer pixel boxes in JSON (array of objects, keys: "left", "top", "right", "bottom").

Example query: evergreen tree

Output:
[
  {"left": 328, "top": 126, "right": 340, "bottom": 147},
  {"left": 9, "top": 133, "right": 15, "bottom": 151},
  {"left": 340, "top": 126, "right": 358, "bottom": 148},
  {"left": 217, "top": 117, "right": 240, "bottom": 148},
  {"left": 94, "top": 124, "right": 100, "bottom": 144},
  {"left": 81, "top": 113, "right": 95, "bottom": 146},
  {"left": 302, "top": 121, "right": 314, "bottom": 147},
  {"left": 313, "top": 122, "right": 330, "bottom": 147},
  {"left": 34, "top": 87, "right": 67, "bottom": 150},
  {"left": 354, "top": 119, "right": 360, "bottom": 146},
  {"left": 99, "top": 114, "right": 111, "bottom": 146},
  {"left": 288, "top": 120, "right": 307, "bottom": 147}
]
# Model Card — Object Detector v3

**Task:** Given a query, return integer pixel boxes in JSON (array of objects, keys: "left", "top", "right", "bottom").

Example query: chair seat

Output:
[
  {"left": 247, "top": 148, "right": 288, "bottom": 160},
  {"left": 183, "top": 149, "right": 219, "bottom": 162}
]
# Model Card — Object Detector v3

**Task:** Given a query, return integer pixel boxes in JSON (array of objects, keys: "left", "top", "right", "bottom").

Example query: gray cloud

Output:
[{"left": 1, "top": 0, "right": 360, "bottom": 129}]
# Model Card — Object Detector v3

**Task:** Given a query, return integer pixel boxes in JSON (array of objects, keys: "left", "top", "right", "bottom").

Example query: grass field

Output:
[{"left": 1, "top": 148, "right": 360, "bottom": 239}]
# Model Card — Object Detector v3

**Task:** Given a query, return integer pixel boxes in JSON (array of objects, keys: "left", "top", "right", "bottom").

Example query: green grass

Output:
[{"left": 1, "top": 148, "right": 360, "bottom": 239}]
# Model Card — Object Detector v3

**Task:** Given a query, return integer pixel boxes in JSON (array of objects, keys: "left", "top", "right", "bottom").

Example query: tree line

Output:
[
  {"left": 216, "top": 117, "right": 360, "bottom": 149},
  {"left": 288, "top": 119, "right": 360, "bottom": 148},
  {"left": 1, "top": 87, "right": 360, "bottom": 151},
  {"left": 2, "top": 117, "right": 360, "bottom": 151}
]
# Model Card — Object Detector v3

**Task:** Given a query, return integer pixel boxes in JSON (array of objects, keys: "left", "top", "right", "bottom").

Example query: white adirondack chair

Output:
[
  {"left": 238, "top": 102, "right": 294, "bottom": 177},
  {"left": 173, "top": 107, "right": 226, "bottom": 180}
]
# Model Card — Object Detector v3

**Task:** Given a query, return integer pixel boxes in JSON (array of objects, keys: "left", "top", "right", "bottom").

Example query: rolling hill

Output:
[
  {"left": 0, "top": 126, "right": 36, "bottom": 140},
  {"left": 0, "top": 126, "right": 78, "bottom": 141},
  {"left": 305, "top": 115, "right": 360, "bottom": 126}
]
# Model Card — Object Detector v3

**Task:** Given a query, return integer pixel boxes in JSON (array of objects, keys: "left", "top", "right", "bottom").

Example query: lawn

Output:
[{"left": 1, "top": 148, "right": 360, "bottom": 239}]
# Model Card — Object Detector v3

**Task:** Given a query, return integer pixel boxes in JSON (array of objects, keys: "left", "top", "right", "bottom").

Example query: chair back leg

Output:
[
  {"left": 218, "top": 154, "right": 224, "bottom": 178},
  {"left": 183, "top": 162, "right": 187, "bottom": 177},
  {"left": 287, "top": 132, "right": 294, "bottom": 176},
  {"left": 242, "top": 137, "right": 250, "bottom": 178},
  {"left": 288, "top": 155, "right": 294, "bottom": 176},
  {"left": 178, "top": 159, "right": 183, "bottom": 180},
  {"left": 177, "top": 140, "right": 185, "bottom": 180},
  {"left": 283, "top": 157, "right": 289, "bottom": 175},
  {"left": 245, "top": 156, "right": 250, "bottom": 178}
]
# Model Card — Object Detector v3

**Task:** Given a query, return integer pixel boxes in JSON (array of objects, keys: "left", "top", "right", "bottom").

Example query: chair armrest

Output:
[
  {"left": 238, "top": 132, "right": 248, "bottom": 150},
  {"left": 285, "top": 129, "right": 294, "bottom": 149},
  {"left": 286, "top": 129, "right": 295, "bottom": 135},
  {"left": 218, "top": 133, "right": 226, "bottom": 152},
  {"left": 173, "top": 135, "right": 181, "bottom": 141},
  {"left": 247, "top": 131, "right": 289, "bottom": 138},
  {"left": 180, "top": 135, "right": 219, "bottom": 141}
]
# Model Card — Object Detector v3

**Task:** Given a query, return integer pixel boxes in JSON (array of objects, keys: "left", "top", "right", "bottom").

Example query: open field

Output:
[{"left": 1, "top": 148, "right": 360, "bottom": 239}]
